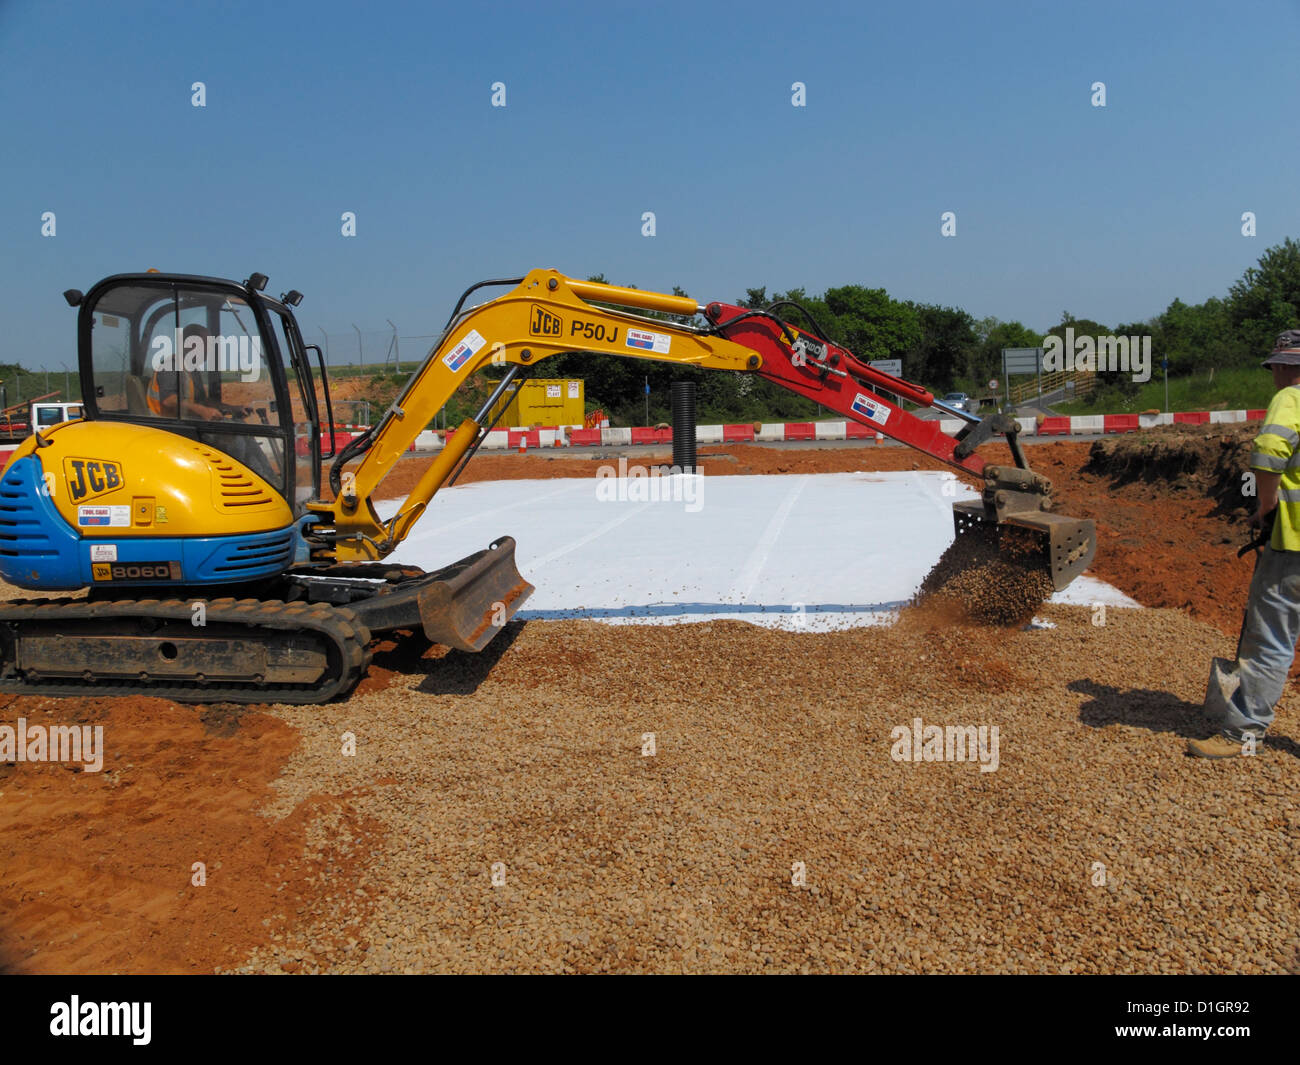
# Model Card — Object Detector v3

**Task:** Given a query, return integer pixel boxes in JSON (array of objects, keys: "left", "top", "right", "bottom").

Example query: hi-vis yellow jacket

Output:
[{"left": 1251, "top": 385, "right": 1300, "bottom": 551}]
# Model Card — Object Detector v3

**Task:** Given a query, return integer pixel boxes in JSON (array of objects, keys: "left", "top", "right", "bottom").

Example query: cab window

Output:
[{"left": 86, "top": 281, "right": 291, "bottom": 497}]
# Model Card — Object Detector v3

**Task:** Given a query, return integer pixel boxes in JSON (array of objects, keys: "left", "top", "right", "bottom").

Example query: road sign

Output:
[
  {"left": 989, "top": 379, "right": 999, "bottom": 391},
  {"left": 869, "top": 359, "right": 902, "bottom": 377},
  {"left": 1001, "top": 347, "right": 1044, "bottom": 375}
]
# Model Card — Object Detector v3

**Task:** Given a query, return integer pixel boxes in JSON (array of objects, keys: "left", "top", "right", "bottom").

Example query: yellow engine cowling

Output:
[{"left": 10, "top": 420, "right": 292, "bottom": 538}]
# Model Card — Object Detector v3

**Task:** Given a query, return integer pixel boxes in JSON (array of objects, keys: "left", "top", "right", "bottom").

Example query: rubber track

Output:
[{"left": 0, "top": 597, "right": 372, "bottom": 705}]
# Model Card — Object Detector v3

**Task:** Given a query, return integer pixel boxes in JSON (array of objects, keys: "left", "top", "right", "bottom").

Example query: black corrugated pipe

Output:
[{"left": 671, "top": 381, "right": 697, "bottom": 474}]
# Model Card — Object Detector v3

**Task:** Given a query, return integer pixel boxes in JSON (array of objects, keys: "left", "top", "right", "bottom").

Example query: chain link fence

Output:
[
  {"left": 0, "top": 364, "right": 82, "bottom": 412},
  {"left": 314, "top": 327, "right": 456, "bottom": 429},
  {"left": 312, "top": 327, "right": 439, "bottom": 375}
]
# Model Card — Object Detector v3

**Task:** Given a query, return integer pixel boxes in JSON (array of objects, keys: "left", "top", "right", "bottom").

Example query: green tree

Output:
[
  {"left": 1150, "top": 297, "right": 1235, "bottom": 374},
  {"left": 971, "top": 318, "right": 1042, "bottom": 388},
  {"left": 904, "top": 303, "right": 977, "bottom": 392},
  {"left": 1228, "top": 237, "right": 1300, "bottom": 357},
  {"left": 821, "top": 286, "right": 922, "bottom": 365}
]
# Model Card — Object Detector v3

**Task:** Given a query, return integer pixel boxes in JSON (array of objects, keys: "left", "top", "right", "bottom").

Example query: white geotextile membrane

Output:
[{"left": 383, "top": 471, "right": 1138, "bottom": 632}]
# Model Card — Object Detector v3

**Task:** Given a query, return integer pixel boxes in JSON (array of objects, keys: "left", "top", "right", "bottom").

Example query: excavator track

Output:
[{"left": 0, "top": 597, "right": 371, "bottom": 705}]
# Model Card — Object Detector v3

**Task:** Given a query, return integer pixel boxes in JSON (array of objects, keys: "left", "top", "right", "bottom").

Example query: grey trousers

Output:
[{"left": 1221, "top": 545, "right": 1300, "bottom": 739}]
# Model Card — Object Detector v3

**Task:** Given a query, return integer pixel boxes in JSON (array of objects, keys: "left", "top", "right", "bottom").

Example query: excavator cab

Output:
[
  {"left": 0, "top": 272, "right": 335, "bottom": 595},
  {"left": 77, "top": 271, "right": 327, "bottom": 519}
]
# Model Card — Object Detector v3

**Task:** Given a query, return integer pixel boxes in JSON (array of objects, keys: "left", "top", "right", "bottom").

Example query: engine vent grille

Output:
[
  {"left": 208, "top": 529, "right": 295, "bottom": 575},
  {"left": 194, "top": 445, "right": 275, "bottom": 509},
  {"left": 0, "top": 462, "right": 57, "bottom": 557}
]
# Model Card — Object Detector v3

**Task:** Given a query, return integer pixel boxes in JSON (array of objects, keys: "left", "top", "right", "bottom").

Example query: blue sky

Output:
[{"left": 2, "top": 0, "right": 1298, "bottom": 370}]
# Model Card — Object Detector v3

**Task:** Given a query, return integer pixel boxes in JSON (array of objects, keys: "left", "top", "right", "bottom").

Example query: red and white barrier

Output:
[
  {"left": 0, "top": 408, "right": 1266, "bottom": 479},
  {"left": 355, "top": 407, "right": 1278, "bottom": 458}
]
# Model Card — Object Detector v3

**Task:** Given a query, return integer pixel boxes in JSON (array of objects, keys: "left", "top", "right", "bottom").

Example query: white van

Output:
[{"left": 31, "top": 401, "right": 84, "bottom": 429}]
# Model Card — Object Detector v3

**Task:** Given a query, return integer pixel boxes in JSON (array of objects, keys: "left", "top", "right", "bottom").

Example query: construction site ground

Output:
[{"left": 2, "top": 427, "right": 1297, "bottom": 974}]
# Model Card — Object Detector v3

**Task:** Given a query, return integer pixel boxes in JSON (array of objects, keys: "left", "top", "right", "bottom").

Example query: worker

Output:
[
  {"left": 148, "top": 323, "right": 225, "bottom": 420},
  {"left": 148, "top": 322, "right": 276, "bottom": 483},
  {"left": 1190, "top": 329, "right": 1300, "bottom": 758}
]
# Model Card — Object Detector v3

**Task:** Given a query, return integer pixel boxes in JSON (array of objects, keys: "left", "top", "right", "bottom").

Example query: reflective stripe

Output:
[
  {"left": 1251, "top": 452, "right": 1288, "bottom": 471},
  {"left": 147, "top": 373, "right": 193, "bottom": 415},
  {"left": 1259, "top": 423, "right": 1300, "bottom": 446},
  {"left": 1257, "top": 390, "right": 1300, "bottom": 549}
]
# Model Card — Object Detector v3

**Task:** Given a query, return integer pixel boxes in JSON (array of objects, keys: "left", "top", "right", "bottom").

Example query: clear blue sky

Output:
[{"left": 2, "top": 0, "right": 1298, "bottom": 370}]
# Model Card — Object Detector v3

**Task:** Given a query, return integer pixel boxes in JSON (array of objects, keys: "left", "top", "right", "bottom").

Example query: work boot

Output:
[{"left": 1186, "top": 733, "right": 1261, "bottom": 759}]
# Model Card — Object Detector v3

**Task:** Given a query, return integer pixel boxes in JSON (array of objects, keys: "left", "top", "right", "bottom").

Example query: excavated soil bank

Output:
[{"left": 1084, "top": 423, "right": 1257, "bottom": 517}]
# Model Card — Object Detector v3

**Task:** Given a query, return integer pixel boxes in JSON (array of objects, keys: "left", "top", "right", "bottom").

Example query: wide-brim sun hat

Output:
[{"left": 1262, "top": 329, "right": 1300, "bottom": 367}]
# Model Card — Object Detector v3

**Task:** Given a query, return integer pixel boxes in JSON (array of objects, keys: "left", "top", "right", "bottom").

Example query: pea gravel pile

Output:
[{"left": 231, "top": 606, "right": 1300, "bottom": 974}]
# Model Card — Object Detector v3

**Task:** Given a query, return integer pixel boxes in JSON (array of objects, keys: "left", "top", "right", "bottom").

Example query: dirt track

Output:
[{"left": 2, "top": 433, "right": 1297, "bottom": 974}]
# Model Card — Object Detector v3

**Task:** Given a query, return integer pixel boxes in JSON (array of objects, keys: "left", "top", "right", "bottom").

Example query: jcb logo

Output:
[
  {"left": 529, "top": 305, "right": 563, "bottom": 338},
  {"left": 65, "top": 458, "right": 123, "bottom": 503}
]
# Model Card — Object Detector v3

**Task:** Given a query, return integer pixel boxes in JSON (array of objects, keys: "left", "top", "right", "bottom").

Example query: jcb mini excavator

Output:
[{"left": 0, "top": 269, "right": 1095, "bottom": 703}]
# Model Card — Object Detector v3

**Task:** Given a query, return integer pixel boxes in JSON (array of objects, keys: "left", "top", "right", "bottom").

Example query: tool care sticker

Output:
[
  {"left": 64, "top": 457, "right": 123, "bottom": 503},
  {"left": 626, "top": 328, "right": 671, "bottom": 354},
  {"left": 77, "top": 505, "right": 131, "bottom": 527},
  {"left": 442, "top": 329, "right": 487, "bottom": 372},
  {"left": 851, "top": 392, "right": 890, "bottom": 426}
]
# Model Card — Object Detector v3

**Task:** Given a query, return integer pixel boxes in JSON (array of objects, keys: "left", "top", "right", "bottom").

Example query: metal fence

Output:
[
  {"left": 0, "top": 365, "right": 82, "bottom": 410},
  {"left": 313, "top": 326, "right": 439, "bottom": 373}
]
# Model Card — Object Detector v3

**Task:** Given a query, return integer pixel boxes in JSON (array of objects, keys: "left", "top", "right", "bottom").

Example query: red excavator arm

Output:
[{"left": 704, "top": 300, "right": 993, "bottom": 476}]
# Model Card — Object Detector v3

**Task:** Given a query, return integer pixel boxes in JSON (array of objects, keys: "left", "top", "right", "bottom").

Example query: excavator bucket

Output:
[
  {"left": 951, "top": 465, "right": 1096, "bottom": 592},
  {"left": 415, "top": 536, "right": 535, "bottom": 651}
]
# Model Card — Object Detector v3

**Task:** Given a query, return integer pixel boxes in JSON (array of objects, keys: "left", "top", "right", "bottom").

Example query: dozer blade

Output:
[
  {"left": 951, "top": 464, "right": 1096, "bottom": 592},
  {"left": 416, "top": 535, "right": 534, "bottom": 651}
]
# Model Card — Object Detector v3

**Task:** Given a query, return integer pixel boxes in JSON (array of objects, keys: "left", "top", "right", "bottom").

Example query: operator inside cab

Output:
[
  {"left": 146, "top": 321, "right": 276, "bottom": 485},
  {"left": 147, "top": 323, "right": 225, "bottom": 420}
]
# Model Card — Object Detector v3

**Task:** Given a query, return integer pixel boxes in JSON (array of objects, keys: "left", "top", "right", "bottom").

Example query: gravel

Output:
[
  {"left": 914, "top": 529, "right": 1056, "bottom": 626},
  {"left": 232, "top": 606, "right": 1300, "bottom": 974}
]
